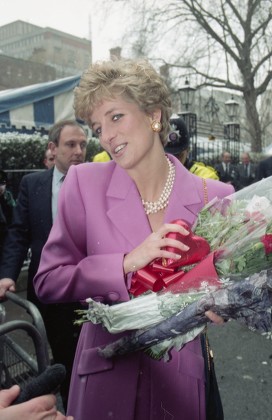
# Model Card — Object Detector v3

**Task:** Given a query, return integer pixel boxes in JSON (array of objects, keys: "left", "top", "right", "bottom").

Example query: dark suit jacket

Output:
[
  {"left": 214, "top": 162, "right": 238, "bottom": 189},
  {"left": 0, "top": 169, "right": 53, "bottom": 300},
  {"left": 235, "top": 162, "right": 257, "bottom": 190},
  {"left": 256, "top": 156, "right": 272, "bottom": 181},
  {"left": 0, "top": 190, "right": 16, "bottom": 257},
  {"left": 0, "top": 168, "right": 80, "bottom": 408}
]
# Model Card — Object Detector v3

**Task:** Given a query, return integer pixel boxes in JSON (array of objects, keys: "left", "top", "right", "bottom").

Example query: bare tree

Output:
[{"left": 115, "top": 0, "right": 272, "bottom": 152}]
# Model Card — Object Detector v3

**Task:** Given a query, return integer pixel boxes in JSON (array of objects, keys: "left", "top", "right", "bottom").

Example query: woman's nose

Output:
[{"left": 100, "top": 124, "right": 115, "bottom": 145}]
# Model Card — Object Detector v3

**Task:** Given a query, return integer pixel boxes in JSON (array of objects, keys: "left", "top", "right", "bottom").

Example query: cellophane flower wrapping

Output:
[
  {"left": 76, "top": 176, "right": 272, "bottom": 360},
  {"left": 192, "top": 177, "right": 272, "bottom": 280}
]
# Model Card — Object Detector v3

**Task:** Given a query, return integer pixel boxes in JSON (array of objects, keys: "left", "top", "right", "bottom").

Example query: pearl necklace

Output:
[{"left": 141, "top": 156, "right": 175, "bottom": 215}]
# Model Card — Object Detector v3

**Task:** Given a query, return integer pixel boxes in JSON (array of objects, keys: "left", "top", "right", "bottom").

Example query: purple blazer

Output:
[{"left": 34, "top": 156, "right": 233, "bottom": 420}]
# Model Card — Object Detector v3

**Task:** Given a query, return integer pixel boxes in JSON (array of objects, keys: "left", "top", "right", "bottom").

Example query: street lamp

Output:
[
  {"left": 225, "top": 96, "right": 239, "bottom": 122},
  {"left": 178, "top": 77, "right": 198, "bottom": 160},
  {"left": 224, "top": 96, "right": 240, "bottom": 162},
  {"left": 178, "top": 77, "right": 196, "bottom": 111}
]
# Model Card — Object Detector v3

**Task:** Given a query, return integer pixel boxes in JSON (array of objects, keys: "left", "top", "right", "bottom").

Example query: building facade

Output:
[
  {"left": 0, "top": 54, "right": 56, "bottom": 90},
  {"left": 0, "top": 20, "right": 92, "bottom": 79}
]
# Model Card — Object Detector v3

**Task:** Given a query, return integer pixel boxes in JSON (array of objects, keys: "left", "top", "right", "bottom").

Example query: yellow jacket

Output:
[
  {"left": 92, "top": 151, "right": 111, "bottom": 162},
  {"left": 189, "top": 161, "right": 219, "bottom": 180}
]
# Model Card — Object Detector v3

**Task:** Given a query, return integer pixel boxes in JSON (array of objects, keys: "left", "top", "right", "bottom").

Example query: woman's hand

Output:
[
  {"left": 205, "top": 310, "right": 225, "bottom": 325},
  {"left": 123, "top": 223, "right": 190, "bottom": 274},
  {"left": 0, "top": 385, "right": 74, "bottom": 420}
]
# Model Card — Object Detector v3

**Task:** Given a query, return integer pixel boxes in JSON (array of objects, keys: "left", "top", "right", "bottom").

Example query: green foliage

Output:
[
  {"left": 0, "top": 131, "right": 101, "bottom": 169},
  {"left": 0, "top": 132, "right": 47, "bottom": 169}
]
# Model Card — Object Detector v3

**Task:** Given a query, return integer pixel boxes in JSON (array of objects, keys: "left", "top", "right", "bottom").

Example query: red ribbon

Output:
[
  {"left": 129, "top": 262, "right": 186, "bottom": 296},
  {"left": 129, "top": 219, "right": 211, "bottom": 296}
]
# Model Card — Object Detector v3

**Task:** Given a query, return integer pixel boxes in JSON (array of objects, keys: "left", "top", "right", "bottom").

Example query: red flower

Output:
[{"left": 261, "top": 234, "right": 272, "bottom": 255}]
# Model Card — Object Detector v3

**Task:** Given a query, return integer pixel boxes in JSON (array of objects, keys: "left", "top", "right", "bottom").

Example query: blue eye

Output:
[{"left": 112, "top": 114, "right": 123, "bottom": 121}]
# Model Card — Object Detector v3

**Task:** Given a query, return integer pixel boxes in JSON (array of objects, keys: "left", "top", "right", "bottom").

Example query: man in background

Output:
[
  {"left": 235, "top": 152, "right": 256, "bottom": 190},
  {"left": 0, "top": 119, "right": 87, "bottom": 410},
  {"left": 0, "top": 170, "right": 16, "bottom": 254},
  {"left": 44, "top": 148, "right": 55, "bottom": 169},
  {"left": 215, "top": 151, "right": 238, "bottom": 189}
]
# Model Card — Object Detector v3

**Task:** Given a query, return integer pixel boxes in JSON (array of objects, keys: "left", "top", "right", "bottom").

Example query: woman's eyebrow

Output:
[{"left": 91, "top": 107, "right": 119, "bottom": 129}]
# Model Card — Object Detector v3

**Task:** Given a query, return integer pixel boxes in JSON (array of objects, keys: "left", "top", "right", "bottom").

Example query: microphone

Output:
[{"left": 12, "top": 363, "right": 66, "bottom": 405}]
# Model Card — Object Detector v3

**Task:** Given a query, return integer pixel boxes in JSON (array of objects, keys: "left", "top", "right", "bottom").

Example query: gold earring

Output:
[{"left": 151, "top": 120, "right": 162, "bottom": 133}]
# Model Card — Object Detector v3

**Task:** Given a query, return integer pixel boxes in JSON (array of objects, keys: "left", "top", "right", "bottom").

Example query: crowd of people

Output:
[
  {"left": 214, "top": 149, "right": 272, "bottom": 190},
  {"left": 163, "top": 117, "right": 267, "bottom": 191},
  {"left": 0, "top": 57, "right": 271, "bottom": 419},
  {"left": 214, "top": 150, "right": 259, "bottom": 190}
]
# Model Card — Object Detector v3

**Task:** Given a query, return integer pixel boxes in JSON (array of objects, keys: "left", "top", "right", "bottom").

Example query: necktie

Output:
[
  {"left": 244, "top": 164, "right": 248, "bottom": 177},
  {"left": 60, "top": 175, "right": 66, "bottom": 184}
]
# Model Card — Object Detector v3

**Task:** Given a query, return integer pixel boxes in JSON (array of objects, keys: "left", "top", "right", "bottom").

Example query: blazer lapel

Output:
[
  {"left": 106, "top": 158, "right": 202, "bottom": 245},
  {"left": 106, "top": 165, "right": 151, "bottom": 248}
]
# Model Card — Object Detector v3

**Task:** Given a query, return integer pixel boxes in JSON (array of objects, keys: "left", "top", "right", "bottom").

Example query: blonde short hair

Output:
[{"left": 74, "top": 59, "right": 172, "bottom": 145}]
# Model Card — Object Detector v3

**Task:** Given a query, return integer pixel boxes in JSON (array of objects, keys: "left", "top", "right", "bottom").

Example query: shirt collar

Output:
[{"left": 53, "top": 166, "right": 65, "bottom": 184}]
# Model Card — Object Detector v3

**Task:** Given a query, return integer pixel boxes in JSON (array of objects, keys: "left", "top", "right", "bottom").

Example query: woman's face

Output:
[{"left": 90, "top": 97, "right": 161, "bottom": 170}]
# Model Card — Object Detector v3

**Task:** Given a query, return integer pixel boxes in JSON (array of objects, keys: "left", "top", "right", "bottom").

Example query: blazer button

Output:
[{"left": 107, "top": 292, "right": 120, "bottom": 302}]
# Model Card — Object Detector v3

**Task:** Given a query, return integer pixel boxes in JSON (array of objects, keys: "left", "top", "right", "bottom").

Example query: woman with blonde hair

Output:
[{"left": 34, "top": 59, "right": 233, "bottom": 420}]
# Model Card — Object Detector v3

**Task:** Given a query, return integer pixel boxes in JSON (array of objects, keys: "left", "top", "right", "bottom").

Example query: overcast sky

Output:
[{"left": 0, "top": 0, "right": 129, "bottom": 61}]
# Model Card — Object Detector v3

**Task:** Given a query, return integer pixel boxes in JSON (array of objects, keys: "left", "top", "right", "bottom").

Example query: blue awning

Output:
[{"left": 0, "top": 75, "right": 81, "bottom": 132}]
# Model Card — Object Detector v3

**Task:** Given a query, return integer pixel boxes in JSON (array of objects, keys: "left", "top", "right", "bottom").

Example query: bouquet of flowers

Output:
[
  {"left": 98, "top": 269, "right": 272, "bottom": 360},
  {"left": 76, "top": 176, "right": 272, "bottom": 360}
]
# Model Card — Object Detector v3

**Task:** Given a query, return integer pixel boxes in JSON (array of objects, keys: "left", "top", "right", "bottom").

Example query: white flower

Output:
[{"left": 245, "top": 195, "right": 272, "bottom": 219}]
